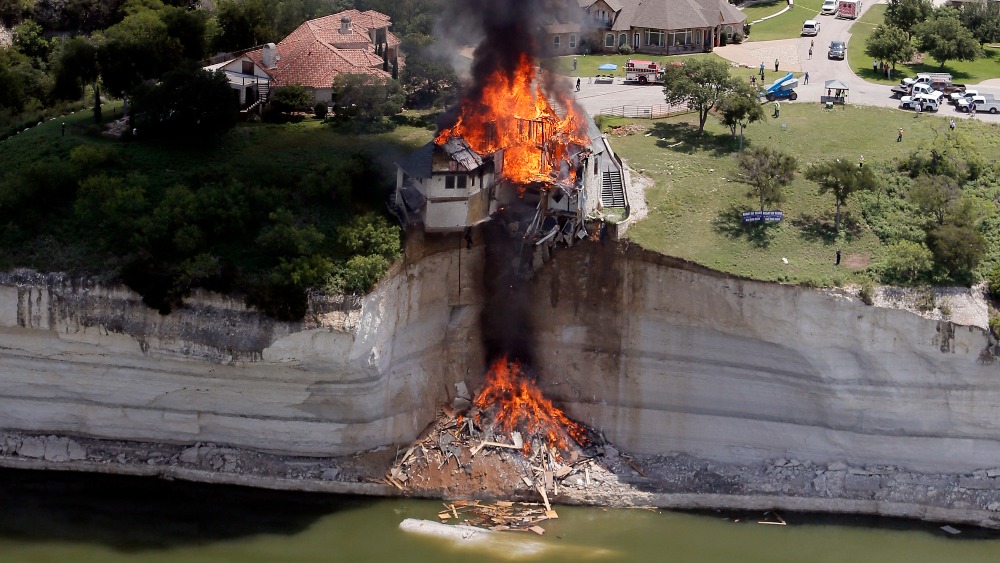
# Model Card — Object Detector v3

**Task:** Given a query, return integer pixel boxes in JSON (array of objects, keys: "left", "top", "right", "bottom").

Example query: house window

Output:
[
  {"left": 553, "top": 36, "right": 561, "bottom": 49},
  {"left": 569, "top": 34, "right": 577, "bottom": 48},
  {"left": 605, "top": 33, "right": 615, "bottom": 47},
  {"left": 457, "top": 175, "right": 467, "bottom": 189},
  {"left": 724, "top": 25, "right": 734, "bottom": 38},
  {"left": 633, "top": 33, "right": 639, "bottom": 49},
  {"left": 645, "top": 30, "right": 664, "bottom": 47},
  {"left": 668, "top": 30, "right": 693, "bottom": 46},
  {"left": 241, "top": 60, "right": 254, "bottom": 74},
  {"left": 619, "top": 33, "right": 627, "bottom": 47},
  {"left": 445, "top": 176, "right": 455, "bottom": 189}
]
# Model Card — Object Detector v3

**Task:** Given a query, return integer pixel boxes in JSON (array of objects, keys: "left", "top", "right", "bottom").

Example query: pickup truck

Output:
[
  {"left": 949, "top": 90, "right": 978, "bottom": 104},
  {"left": 956, "top": 95, "right": 1000, "bottom": 114},
  {"left": 892, "top": 80, "right": 965, "bottom": 99},
  {"left": 900, "top": 91, "right": 943, "bottom": 112}
]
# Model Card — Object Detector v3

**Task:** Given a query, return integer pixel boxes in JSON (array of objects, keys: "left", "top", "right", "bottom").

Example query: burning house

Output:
[{"left": 393, "top": 57, "right": 627, "bottom": 241}]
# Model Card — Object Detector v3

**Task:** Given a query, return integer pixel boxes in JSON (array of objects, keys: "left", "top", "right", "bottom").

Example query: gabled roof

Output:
[
  {"left": 244, "top": 9, "right": 397, "bottom": 89},
  {"left": 579, "top": 0, "right": 624, "bottom": 10},
  {"left": 611, "top": 0, "right": 746, "bottom": 31}
]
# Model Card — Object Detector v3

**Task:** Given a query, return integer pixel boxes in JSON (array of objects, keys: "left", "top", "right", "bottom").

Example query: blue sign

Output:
[{"left": 741, "top": 210, "right": 784, "bottom": 223}]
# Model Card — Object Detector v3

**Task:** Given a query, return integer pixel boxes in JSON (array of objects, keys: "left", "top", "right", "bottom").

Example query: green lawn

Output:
[
  {"left": 614, "top": 104, "right": 1000, "bottom": 285},
  {"left": 848, "top": 4, "right": 1000, "bottom": 85},
  {"left": 745, "top": 0, "right": 824, "bottom": 42}
]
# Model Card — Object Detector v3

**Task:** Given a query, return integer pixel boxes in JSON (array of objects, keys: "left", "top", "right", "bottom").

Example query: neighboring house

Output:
[
  {"left": 209, "top": 9, "right": 399, "bottom": 105},
  {"left": 204, "top": 55, "right": 273, "bottom": 109},
  {"left": 576, "top": 0, "right": 747, "bottom": 55},
  {"left": 393, "top": 109, "right": 626, "bottom": 235}
]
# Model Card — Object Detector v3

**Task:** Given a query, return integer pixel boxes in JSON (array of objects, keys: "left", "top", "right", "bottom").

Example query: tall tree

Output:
[
  {"left": 132, "top": 64, "right": 238, "bottom": 140},
  {"left": 212, "top": 0, "right": 276, "bottom": 52},
  {"left": 864, "top": 25, "right": 915, "bottom": 71},
  {"left": 0, "top": 0, "right": 35, "bottom": 27},
  {"left": 908, "top": 173, "right": 959, "bottom": 226},
  {"left": 330, "top": 72, "right": 405, "bottom": 123},
  {"left": 12, "top": 19, "right": 50, "bottom": 66},
  {"left": 914, "top": 9, "right": 984, "bottom": 70},
  {"left": 805, "top": 159, "right": 878, "bottom": 233},
  {"left": 736, "top": 147, "right": 797, "bottom": 216},
  {"left": 661, "top": 57, "right": 737, "bottom": 135},
  {"left": 96, "top": 9, "right": 182, "bottom": 97},
  {"left": 884, "top": 0, "right": 933, "bottom": 37},
  {"left": 718, "top": 81, "right": 765, "bottom": 150},
  {"left": 959, "top": 0, "right": 1000, "bottom": 46},
  {"left": 160, "top": 5, "right": 208, "bottom": 61}
]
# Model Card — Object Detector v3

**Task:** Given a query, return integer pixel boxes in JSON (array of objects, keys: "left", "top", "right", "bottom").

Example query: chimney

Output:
[
  {"left": 262, "top": 43, "right": 277, "bottom": 69},
  {"left": 340, "top": 15, "right": 352, "bottom": 34}
]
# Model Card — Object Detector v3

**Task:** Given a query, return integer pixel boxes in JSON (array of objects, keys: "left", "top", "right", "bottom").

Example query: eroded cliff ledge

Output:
[{"left": 1, "top": 237, "right": 999, "bottom": 526}]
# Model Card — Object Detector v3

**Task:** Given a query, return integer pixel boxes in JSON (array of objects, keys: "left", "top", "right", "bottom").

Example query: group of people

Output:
[{"left": 872, "top": 60, "right": 892, "bottom": 79}]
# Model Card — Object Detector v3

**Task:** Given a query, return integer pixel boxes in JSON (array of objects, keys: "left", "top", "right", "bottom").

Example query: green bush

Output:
[
  {"left": 314, "top": 102, "right": 328, "bottom": 119},
  {"left": 859, "top": 281, "right": 875, "bottom": 305},
  {"left": 879, "top": 240, "right": 933, "bottom": 284},
  {"left": 988, "top": 265, "right": 1000, "bottom": 300},
  {"left": 333, "top": 254, "right": 390, "bottom": 294},
  {"left": 269, "top": 84, "right": 313, "bottom": 114},
  {"left": 990, "top": 313, "right": 1000, "bottom": 337},
  {"left": 617, "top": 44, "right": 633, "bottom": 55}
]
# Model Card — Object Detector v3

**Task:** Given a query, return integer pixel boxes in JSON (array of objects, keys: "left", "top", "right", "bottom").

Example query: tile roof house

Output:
[
  {"left": 241, "top": 9, "right": 399, "bottom": 104},
  {"left": 576, "top": 0, "right": 746, "bottom": 55}
]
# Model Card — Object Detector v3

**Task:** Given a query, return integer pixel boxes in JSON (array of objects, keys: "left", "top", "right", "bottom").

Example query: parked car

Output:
[
  {"left": 900, "top": 91, "right": 943, "bottom": 112},
  {"left": 802, "top": 20, "right": 821, "bottom": 36},
  {"left": 828, "top": 41, "right": 845, "bottom": 60},
  {"left": 957, "top": 95, "right": 1000, "bottom": 113},
  {"left": 821, "top": 0, "right": 838, "bottom": 14}
]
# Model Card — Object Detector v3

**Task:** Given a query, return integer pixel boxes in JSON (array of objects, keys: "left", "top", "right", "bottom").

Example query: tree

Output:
[
  {"left": 864, "top": 25, "right": 915, "bottom": 71},
  {"left": 959, "top": 0, "right": 1000, "bottom": 46},
  {"left": 52, "top": 36, "right": 99, "bottom": 101},
  {"left": 330, "top": 73, "right": 405, "bottom": 123},
  {"left": 914, "top": 9, "right": 984, "bottom": 70},
  {"left": 160, "top": 5, "right": 208, "bottom": 61},
  {"left": 268, "top": 84, "right": 313, "bottom": 115},
  {"left": 718, "top": 81, "right": 765, "bottom": 150},
  {"left": 805, "top": 159, "right": 878, "bottom": 233},
  {"left": 97, "top": 9, "right": 182, "bottom": 97},
  {"left": 132, "top": 64, "right": 238, "bottom": 140},
  {"left": 0, "top": 0, "right": 34, "bottom": 27},
  {"left": 661, "top": 57, "right": 737, "bottom": 135},
  {"left": 884, "top": 0, "right": 933, "bottom": 37},
  {"left": 400, "top": 38, "right": 458, "bottom": 108},
  {"left": 736, "top": 147, "right": 797, "bottom": 216},
  {"left": 908, "top": 174, "right": 959, "bottom": 226},
  {"left": 927, "top": 222, "right": 986, "bottom": 280},
  {"left": 12, "top": 19, "right": 50, "bottom": 66},
  {"left": 212, "top": 0, "right": 276, "bottom": 52},
  {"left": 880, "top": 240, "right": 934, "bottom": 283}
]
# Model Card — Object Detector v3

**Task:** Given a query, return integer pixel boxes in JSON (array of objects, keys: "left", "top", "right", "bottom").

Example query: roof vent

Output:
[{"left": 340, "top": 15, "right": 352, "bottom": 34}]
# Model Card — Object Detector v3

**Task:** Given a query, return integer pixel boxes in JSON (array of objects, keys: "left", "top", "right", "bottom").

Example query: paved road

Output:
[{"left": 570, "top": 0, "right": 1000, "bottom": 123}]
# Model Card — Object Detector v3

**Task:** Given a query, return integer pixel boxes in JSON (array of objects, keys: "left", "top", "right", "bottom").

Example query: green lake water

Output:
[{"left": 1, "top": 468, "right": 998, "bottom": 562}]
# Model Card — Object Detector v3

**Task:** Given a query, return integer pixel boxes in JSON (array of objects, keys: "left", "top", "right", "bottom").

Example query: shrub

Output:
[
  {"left": 990, "top": 313, "right": 1000, "bottom": 337},
  {"left": 988, "top": 265, "right": 1000, "bottom": 300},
  {"left": 314, "top": 102, "right": 328, "bottom": 119},
  {"left": 880, "top": 240, "right": 933, "bottom": 284},
  {"left": 731, "top": 33, "right": 744, "bottom": 45},
  {"left": 859, "top": 281, "right": 875, "bottom": 305},
  {"left": 916, "top": 287, "right": 936, "bottom": 311},
  {"left": 617, "top": 44, "right": 633, "bottom": 55},
  {"left": 333, "top": 254, "right": 390, "bottom": 294},
  {"left": 719, "top": 33, "right": 728, "bottom": 47},
  {"left": 269, "top": 84, "right": 313, "bottom": 115}
]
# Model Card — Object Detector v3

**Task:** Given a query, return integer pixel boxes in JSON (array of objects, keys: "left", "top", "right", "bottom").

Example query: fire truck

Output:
[{"left": 624, "top": 59, "right": 663, "bottom": 85}]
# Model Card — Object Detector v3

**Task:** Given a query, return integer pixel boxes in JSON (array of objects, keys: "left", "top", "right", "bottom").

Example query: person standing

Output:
[
  {"left": 773, "top": 100, "right": 780, "bottom": 117},
  {"left": 808, "top": 47, "right": 813, "bottom": 59},
  {"left": 873, "top": 60, "right": 879, "bottom": 73},
  {"left": 897, "top": 127, "right": 903, "bottom": 142},
  {"left": 576, "top": 77, "right": 581, "bottom": 91},
  {"left": 950, "top": 119, "right": 956, "bottom": 130},
  {"left": 774, "top": 58, "right": 779, "bottom": 72},
  {"left": 573, "top": 57, "right": 578, "bottom": 71},
  {"left": 804, "top": 72, "right": 809, "bottom": 85},
  {"left": 759, "top": 62, "right": 765, "bottom": 80}
]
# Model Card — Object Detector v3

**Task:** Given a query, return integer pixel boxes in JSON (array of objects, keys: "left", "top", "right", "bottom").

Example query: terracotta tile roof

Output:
[{"left": 245, "top": 9, "right": 396, "bottom": 90}]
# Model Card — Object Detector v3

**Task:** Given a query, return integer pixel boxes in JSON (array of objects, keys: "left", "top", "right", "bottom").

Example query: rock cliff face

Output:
[
  {"left": 528, "top": 244, "right": 1000, "bottom": 475},
  {"left": 0, "top": 239, "right": 998, "bottom": 478},
  {"left": 0, "top": 238, "right": 484, "bottom": 457}
]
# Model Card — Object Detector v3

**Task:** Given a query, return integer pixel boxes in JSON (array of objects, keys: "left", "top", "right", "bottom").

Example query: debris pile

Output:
[{"left": 436, "top": 500, "right": 558, "bottom": 535}]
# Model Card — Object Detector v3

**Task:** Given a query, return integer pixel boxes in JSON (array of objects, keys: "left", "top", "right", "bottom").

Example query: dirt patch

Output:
[
  {"left": 841, "top": 253, "right": 869, "bottom": 269},
  {"left": 608, "top": 124, "right": 645, "bottom": 136}
]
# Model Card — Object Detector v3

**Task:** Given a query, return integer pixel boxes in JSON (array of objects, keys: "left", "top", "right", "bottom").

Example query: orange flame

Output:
[
  {"left": 473, "top": 355, "right": 588, "bottom": 454},
  {"left": 436, "top": 53, "right": 590, "bottom": 185}
]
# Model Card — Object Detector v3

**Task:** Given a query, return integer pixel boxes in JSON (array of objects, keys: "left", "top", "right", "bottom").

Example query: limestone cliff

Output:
[
  {"left": 529, "top": 244, "right": 1000, "bottom": 475},
  {"left": 0, "top": 237, "right": 484, "bottom": 456}
]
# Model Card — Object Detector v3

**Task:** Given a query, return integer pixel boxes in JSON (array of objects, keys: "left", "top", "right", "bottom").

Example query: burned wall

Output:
[{"left": 527, "top": 243, "right": 1000, "bottom": 475}]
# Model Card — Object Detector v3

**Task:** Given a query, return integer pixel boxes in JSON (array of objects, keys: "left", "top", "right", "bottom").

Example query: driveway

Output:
[{"left": 570, "top": 1, "right": 1000, "bottom": 123}]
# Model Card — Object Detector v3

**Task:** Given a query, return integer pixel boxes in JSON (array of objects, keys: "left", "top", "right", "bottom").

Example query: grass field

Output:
[
  {"left": 611, "top": 104, "right": 1000, "bottom": 285},
  {"left": 848, "top": 4, "right": 1000, "bottom": 85},
  {"left": 745, "top": 0, "right": 825, "bottom": 42}
]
